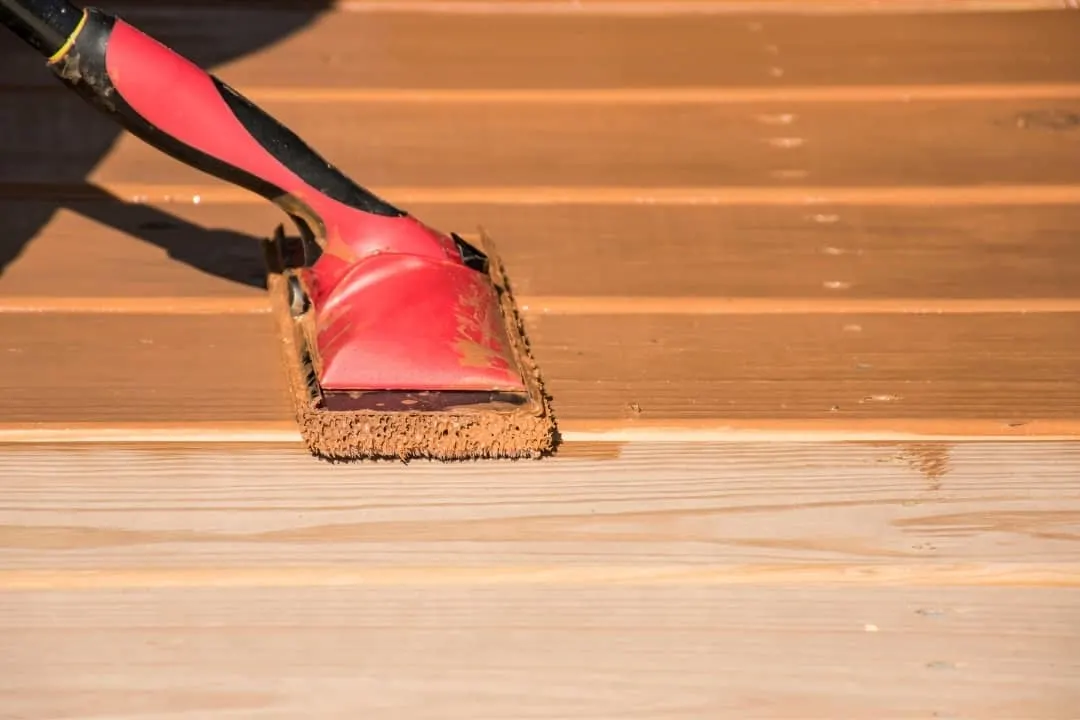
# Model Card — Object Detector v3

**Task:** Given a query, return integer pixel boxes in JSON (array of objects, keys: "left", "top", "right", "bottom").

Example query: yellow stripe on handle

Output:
[{"left": 46, "top": 7, "right": 87, "bottom": 64}]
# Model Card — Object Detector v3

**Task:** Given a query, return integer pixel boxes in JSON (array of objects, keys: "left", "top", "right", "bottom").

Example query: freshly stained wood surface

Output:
[
  {"left": 2, "top": 586, "right": 1076, "bottom": 719},
  {"left": 3, "top": 202, "right": 1080, "bottom": 301},
  {"left": 5, "top": 96, "right": 1080, "bottom": 189},
  {"left": 0, "top": 203, "right": 274, "bottom": 301},
  {"left": 0, "top": 313, "right": 290, "bottom": 424},
  {"left": 1, "top": 442, "right": 1078, "bottom": 576},
  {"left": 6, "top": 9, "right": 1078, "bottom": 89},
  {"left": 210, "top": 10, "right": 1080, "bottom": 89},
  {"left": 2, "top": 311, "right": 1077, "bottom": 431},
  {"left": 527, "top": 313, "right": 1080, "bottom": 423}
]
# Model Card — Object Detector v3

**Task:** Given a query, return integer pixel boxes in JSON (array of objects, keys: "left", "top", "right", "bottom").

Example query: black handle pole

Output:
[{"left": 0, "top": 0, "right": 84, "bottom": 57}]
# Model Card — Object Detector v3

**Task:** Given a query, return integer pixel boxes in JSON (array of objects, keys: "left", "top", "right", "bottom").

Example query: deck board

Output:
[
  {"left": 1, "top": 311, "right": 1078, "bottom": 433},
  {"left": 526, "top": 312, "right": 1080, "bottom": 424},
  {"left": 0, "top": 313, "right": 290, "bottom": 425},
  {"left": 4, "top": 97, "right": 1079, "bottom": 189},
  {"left": 3, "top": 202, "right": 1080, "bottom": 301},
  {"left": 0, "top": 441, "right": 1078, "bottom": 577},
  {"left": 2, "top": 585, "right": 1076, "bottom": 719},
  {"left": 5, "top": 9, "right": 1078, "bottom": 90}
]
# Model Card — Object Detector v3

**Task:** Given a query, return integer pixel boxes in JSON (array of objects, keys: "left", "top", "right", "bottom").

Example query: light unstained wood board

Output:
[
  {"left": 3, "top": 97, "right": 1079, "bottom": 189},
  {"left": 0, "top": 312, "right": 1078, "bottom": 431},
  {"left": 0, "top": 585, "right": 1078, "bottom": 719},
  {"left": 0, "top": 442, "right": 1078, "bottom": 578},
  {"left": 4, "top": 8, "right": 1077, "bottom": 89},
  {"left": 3, "top": 201, "right": 1080, "bottom": 301}
]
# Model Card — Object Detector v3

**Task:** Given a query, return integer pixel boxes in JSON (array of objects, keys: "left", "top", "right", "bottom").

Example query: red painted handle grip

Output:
[{"left": 48, "top": 8, "right": 461, "bottom": 273}]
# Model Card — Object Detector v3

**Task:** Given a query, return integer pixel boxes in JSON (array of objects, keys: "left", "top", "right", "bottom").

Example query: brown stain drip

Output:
[
  {"left": 894, "top": 443, "right": 952, "bottom": 491},
  {"left": 262, "top": 227, "right": 557, "bottom": 462},
  {"left": 553, "top": 441, "right": 624, "bottom": 459}
]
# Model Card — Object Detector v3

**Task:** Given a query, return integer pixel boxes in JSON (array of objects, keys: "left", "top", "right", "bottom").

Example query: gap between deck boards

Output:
[
  {"left": 1, "top": 563, "right": 1077, "bottom": 591},
  {"left": 110, "top": 0, "right": 1073, "bottom": 16},
  {"left": 15, "top": 83, "right": 1080, "bottom": 103},
  {"left": 1, "top": 420, "right": 1078, "bottom": 444},
  {"left": 1, "top": 297, "right": 1079, "bottom": 315},
  {"left": 8, "top": 185, "right": 1080, "bottom": 205}
]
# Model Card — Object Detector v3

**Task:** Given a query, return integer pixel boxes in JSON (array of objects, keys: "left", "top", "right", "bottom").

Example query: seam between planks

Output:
[
  {"left": 517, "top": 297, "right": 1080, "bottom": 314},
  {"left": 1, "top": 420, "right": 1078, "bottom": 443},
  {"left": 11, "top": 83, "right": 1080, "bottom": 103},
  {"left": 130, "top": 1, "right": 1073, "bottom": 16},
  {"left": 3, "top": 297, "right": 1080, "bottom": 315},
  {"left": 2, "top": 563, "right": 1078, "bottom": 591},
  {"left": 0, "top": 298, "right": 273, "bottom": 314},
  {"left": 6, "top": 184, "right": 1080, "bottom": 205}
]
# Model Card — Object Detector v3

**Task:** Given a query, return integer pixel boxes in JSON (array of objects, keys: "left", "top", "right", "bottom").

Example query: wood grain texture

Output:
[
  {"left": 0, "top": 311, "right": 1078, "bottom": 433},
  {"left": 4, "top": 97, "right": 1078, "bottom": 190},
  {"left": 0, "top": 442, "right": 1078, "bottom": 578},
  {"left": 0, "top": 585, "right": 1078, "bottom": 719},
  {"left": 5, "top": 9, "right": 1077, "bottom": 90},
  {"left": 4, "top": 202, "right": 1080, "bottom": 301}
]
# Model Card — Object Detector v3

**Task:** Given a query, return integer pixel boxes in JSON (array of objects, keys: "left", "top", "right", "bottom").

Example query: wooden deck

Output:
[{"left": 2, "top": 1, "right": 1079, "bottom": 717}]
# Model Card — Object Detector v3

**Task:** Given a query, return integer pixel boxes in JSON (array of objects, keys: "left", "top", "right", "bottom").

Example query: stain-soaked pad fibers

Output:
[{"left": 262, "top": 227, "right": 556, "bottom": 462}]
